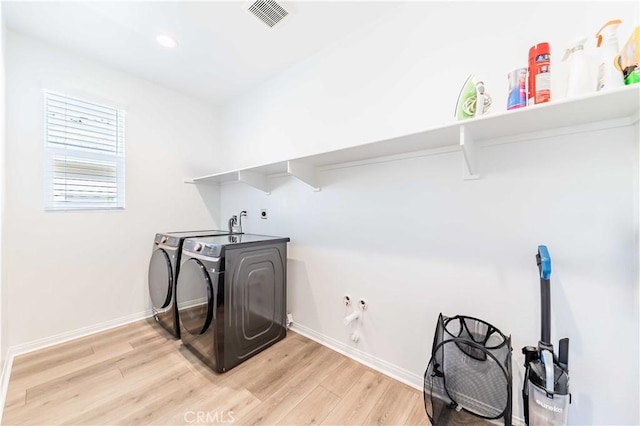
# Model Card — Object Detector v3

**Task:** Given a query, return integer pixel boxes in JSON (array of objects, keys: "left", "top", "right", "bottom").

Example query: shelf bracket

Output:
[
  {"left": 287, "top": 160, "right": 321, "bottom": 191},
  {"left": 238, "top": 170, "right": 270, "bottom": 194},
  {"left": 460, "top": 125, "right": 480, "bottom": 180}
]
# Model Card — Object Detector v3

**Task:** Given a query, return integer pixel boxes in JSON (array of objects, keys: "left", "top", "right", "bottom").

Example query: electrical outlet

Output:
[{"left": 260, "top": 209, "right": 268, "bottom": 219}]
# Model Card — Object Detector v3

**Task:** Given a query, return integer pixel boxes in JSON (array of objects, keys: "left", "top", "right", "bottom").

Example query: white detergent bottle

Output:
[
  {"left": 596, "top": 19, "right": 624, "bottom": 90},
  {"left": 563, "top": 36, "right": 592, "bottom": 97}
]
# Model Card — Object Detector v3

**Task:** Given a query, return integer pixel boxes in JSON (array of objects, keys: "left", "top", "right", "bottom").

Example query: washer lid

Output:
[
  {"left": 148, "top": 249, "right": 173, "bottom": 309},
  {"left": 176, "top": 258, "right": 214, "bottom": 336},
  {"left": 187, "top": 234, "right": 290, "bottom": 245},
  {"left": 164, "top": 230, "right": 230, "bottom": 238}
]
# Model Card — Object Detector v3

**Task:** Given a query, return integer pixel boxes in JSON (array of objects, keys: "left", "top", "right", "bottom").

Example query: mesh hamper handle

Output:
[{"left": 442, "top": 315, "right": 510, "bottom": 350}]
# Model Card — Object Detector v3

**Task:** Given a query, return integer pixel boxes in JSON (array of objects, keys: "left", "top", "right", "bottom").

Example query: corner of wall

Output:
[
  {"left": 0, "top": 0, "right": 8, "bottom": 367},
  {"left": 0, "top": 1, "right": 8, "bottom": 421}
]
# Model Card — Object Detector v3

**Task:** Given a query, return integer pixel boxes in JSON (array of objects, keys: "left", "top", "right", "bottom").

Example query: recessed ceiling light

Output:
[{"left": 156, "top": 35, "right": 177, "bottom": 49}]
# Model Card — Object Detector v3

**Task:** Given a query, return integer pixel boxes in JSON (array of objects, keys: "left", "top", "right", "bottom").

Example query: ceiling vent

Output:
[{"left": 247, "top": 0, "right": 289, "bottom": 28}]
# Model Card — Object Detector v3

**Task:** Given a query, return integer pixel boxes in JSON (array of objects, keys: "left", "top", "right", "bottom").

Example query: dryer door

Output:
[
  {"left": 148, "top": 249, "right": 173, "bottom": 310},
  {"left": 176, "top": 258, "right": 214, "bottom": 336}
]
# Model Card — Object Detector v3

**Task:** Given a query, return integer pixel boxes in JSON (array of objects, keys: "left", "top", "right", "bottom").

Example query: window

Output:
[{"left": 44, "top": 91, "right": 125, "bottom": 211}]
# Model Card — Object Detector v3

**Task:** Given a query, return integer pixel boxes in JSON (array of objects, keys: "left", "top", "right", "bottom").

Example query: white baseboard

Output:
[
  {"left": 0, "top": 355, "right": 14, "bottom": 426},
  {"left": 8, "top": 309, "right": 154, "bottom": 357},
  {"left": 0, "top": 309, "right": 153, "bottom": 423},
  {"left": 290, "top": 322, "right": 526, "bottom": 426},
  {"left": 290, "top": 322, "right": 424, "bottom": 391}
]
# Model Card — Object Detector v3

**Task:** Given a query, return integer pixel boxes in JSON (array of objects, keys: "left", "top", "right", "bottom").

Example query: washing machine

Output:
[
  {"left": 148, "top": 230, "right": 232, "bottom": 338},
  {"left": 176, "top": 234, "right": 290, "bottom": 373}
]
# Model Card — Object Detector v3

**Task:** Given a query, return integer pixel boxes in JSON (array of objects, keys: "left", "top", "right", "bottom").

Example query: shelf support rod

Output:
[
  {"left": 460, "top": 125, "right": 480, "bottom": 180},
  {"left": 238, "top": 170, "right": 270, "bottom": 194},
  {"left": 287, "top": 160, "right": 321, "bottom": 191}
]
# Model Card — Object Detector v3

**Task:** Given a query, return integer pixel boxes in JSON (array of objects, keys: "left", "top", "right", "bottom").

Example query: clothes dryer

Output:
[
  {"left": 148, "top": 230, "right": 231, "bottom": 338},
  {"left": 176, "top": 234, "right": 289, "bottom": 372}
]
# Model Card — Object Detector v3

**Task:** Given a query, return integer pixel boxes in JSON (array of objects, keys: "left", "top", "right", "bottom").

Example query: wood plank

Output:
[
  {"left": 24, "top": 366, "right": 124, "bottom": 405},
  {"left": 236, "top": 346, "right": 346, "bottom": 425},
  {"left": 126, "top": 327, "right": 174, "bottom": 349},
  {"left": 321, "top": 370, "right": 392, "bottom": 425},
  {"left": 363, "top": 380, "right": 419, "bottom": 425},
  {"left": 320, "top": 357, "right": 368, "bottom": 397},
  {"left": 116, "top": 340, "right": 181, "bottom": 377},
  {"left": 241, "top": 339, "right": 320, "bottom": 400},
  {"left": 4, "top": 368, "right": 125, "bottom": 425},
  {"left": 111, "top": 380, "right": 256, "bottom": 425},
  {"left": 216, "top": 334, "right": 310, "bottom": 389},
  {"left": 10, "top": 345, "right": 95, "bottom": 380},
  {"left": 118, "top": 348, "right": 185, "bottom": 381},
  {"left": 279, "top": 385, "right": 340, "bottom": 425},
  {"left": 9, "top": 342, "right": 134, "bottom": 395},
  {"left": 61, "top": 365, "right": 198, "bottom": 425},
  {"left": 404, "top": 393, "right": 430, "bottom": 426},
  {"left": 158, "top": 385, "right": 262, "bottom": 425},
  {"left": 1, "top": 389, "right": 25, "bottom": 411}
]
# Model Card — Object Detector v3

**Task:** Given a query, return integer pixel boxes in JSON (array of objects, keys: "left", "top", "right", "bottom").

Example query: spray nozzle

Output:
[
  {"left": 562, "top": 36, "right": 588, "bottom": 61},
  {"left": 596, "top": 19, "right": 622, "bottom": 48}
]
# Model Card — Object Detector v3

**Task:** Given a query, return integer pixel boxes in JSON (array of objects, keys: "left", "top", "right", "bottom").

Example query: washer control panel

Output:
[
  {"left": 183, "top": 239, "right": 222, "bottom": 258},
  {"left": 154, "top": 234, "right": 179, "bottom": 249}
]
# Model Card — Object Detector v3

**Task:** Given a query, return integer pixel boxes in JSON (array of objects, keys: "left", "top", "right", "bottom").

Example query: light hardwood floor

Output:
[{"left": 2, "top": 318, "right": 432, "bottom": 425}]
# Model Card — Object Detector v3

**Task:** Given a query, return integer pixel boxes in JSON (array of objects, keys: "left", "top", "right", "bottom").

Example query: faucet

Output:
[
  {"left": 228, "top": 215, "right": 237, "bottom": 234},
  {"left": 228, "top": 211, "right": 247, "bottom": 234},
  {"left": 238, "top": 211, "right": 247, "bottom": 234}
]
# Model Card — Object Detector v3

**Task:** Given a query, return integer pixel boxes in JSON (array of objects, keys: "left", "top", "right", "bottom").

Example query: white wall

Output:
[
  {"left": 0, "top": 2, "right": 7, "bottom": 365},
  {"left": 5, "top": 31, "right": 221, "bottom": 349},
  {"left": 219, "top": 2, "right": 639, "bottom": 424},
  {"left": 222, "top": 126, "right": 638, "bottom": 424},
  {"left": 220, "top": 1, "right": 639, "bottom": 167},
  {"left": 636, "top": 114, "right": 640, "bottom": 424}
]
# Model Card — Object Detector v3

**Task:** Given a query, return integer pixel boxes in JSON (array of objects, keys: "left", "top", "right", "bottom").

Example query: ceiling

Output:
[{"left": 4, "top": 1, "right": 401, "bottom": 105}]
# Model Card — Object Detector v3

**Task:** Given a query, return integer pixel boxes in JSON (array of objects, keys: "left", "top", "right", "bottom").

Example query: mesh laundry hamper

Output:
[{"left": 424, "top": 314, "right": 513, "bottom": 426}]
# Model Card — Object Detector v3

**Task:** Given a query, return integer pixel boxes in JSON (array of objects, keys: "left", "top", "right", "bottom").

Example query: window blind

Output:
[{"left": 44, "top": 91, "right": 125, "bottom": 210}]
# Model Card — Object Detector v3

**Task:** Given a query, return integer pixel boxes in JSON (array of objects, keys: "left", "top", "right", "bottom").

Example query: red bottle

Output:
[{"left": 528, "top": 43, "right": 551, "bottom": 104}]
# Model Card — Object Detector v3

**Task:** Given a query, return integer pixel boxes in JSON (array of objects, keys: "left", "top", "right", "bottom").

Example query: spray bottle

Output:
[
  {"left": 528, "top": 43, "right": 551, "bottom": 104},
  {"left": 563, "top": 36, "right": 592, "bottom": 97},
  {"left": 596, "top": 19, "right": 624, "bottom": 90}
]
